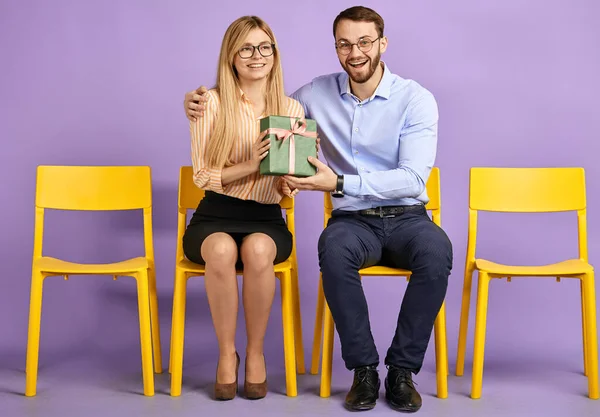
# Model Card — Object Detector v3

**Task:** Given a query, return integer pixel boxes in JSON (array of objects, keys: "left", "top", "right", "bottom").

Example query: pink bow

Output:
[{"left": 261, "top": 118, "right": 317, "bottom": 175}]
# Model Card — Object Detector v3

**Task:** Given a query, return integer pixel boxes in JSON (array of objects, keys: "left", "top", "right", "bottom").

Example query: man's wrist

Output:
[
  {"left": 331, "top": 174, "right": 344, "bottom": 197},
  {"left": 330, "top": 174, "right": 339, "bottom": 192}
]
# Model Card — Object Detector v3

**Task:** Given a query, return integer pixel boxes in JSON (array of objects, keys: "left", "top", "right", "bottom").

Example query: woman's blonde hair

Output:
[{"left": 206, "top": 16, "right": 286, "bottom": 169}]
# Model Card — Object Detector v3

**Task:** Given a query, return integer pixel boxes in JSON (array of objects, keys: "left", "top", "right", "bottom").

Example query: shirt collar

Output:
[
  {"left": 237, "top": 87, "right": 265, "bottom": 119},
  {"left": 338, "top": 61, "right": 393, "bottom": 100},
  {"left": 238, "top": 87, "right": 252, "bottom": 103}
]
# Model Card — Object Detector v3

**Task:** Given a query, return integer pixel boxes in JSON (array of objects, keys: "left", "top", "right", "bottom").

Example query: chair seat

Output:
[
  {"left": 359, "top": 265, "right": 411, "bottom": 276},
  {"left": 34, "top": 256, "right": 149, "bottom": 275},
  {"left": 177, "top": 258, "right": 293, "bottom": 274},
  {"left": 475, "top": 258, "right": 593, "bottom": 276}
]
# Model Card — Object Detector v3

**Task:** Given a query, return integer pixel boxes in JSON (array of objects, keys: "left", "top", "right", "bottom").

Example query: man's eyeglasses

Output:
[
  {"left": 237, "top": 43, "right": 275, "bottom": 59},
  {"left": 335, "top": 37, "right": 380, "bottom": 56}
]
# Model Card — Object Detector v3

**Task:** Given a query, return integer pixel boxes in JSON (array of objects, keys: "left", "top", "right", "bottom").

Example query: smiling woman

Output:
[{"left": 181, "top": 15, "right": 305, "bottom": 401}]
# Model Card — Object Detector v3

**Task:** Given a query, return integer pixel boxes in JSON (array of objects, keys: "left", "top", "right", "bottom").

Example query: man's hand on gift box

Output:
[{"left": 283, "top": 157, "right": 337, "bottom": 192}]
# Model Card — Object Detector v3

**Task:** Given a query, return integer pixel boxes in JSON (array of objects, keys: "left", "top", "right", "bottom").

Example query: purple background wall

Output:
[{"left": 1, "top": 0, "right": 599, "bottom": 395}]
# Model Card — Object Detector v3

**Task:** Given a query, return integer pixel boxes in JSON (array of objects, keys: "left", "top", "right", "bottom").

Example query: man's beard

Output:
[{"left": 343, "top": 51, "right": 381, "bottom": 84}]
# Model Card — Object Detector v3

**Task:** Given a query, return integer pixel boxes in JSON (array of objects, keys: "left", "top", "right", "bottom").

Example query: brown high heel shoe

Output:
[
  {"left": 243, "top": 355, "right": 268, "bottom": 400},
  {"left": 214, "top": 352, "right": 240, "bottom": 401}
]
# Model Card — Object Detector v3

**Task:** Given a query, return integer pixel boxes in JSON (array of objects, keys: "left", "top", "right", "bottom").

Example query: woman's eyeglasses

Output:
[{"left": 238, "top": 43, "right": 275, "bottom": 59}]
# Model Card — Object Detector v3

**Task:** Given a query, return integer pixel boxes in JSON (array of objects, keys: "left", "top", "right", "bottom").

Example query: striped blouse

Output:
[{"left": 190, "top": 89, "right": 305, "bottom": 204}]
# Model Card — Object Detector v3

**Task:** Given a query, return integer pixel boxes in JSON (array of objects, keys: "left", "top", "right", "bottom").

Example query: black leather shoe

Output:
[
  {"left": 385, "top": 366, "right": 422, "bottom": 413},
  {"left": 344, "top": 365, "right": 380, "bottom": 411}
]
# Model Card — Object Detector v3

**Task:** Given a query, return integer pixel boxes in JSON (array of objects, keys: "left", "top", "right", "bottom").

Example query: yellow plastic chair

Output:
[
  {"left": 310, "top": 167, "right": 449, "bottom": 399},
  {"left": 25, "top": 166, "right": 162, "bottom": 397},
  {"left": 455, "top": 167, "right": 599, "bottom": 399},
  {"left": 169, "top": 166, "right": 305, "bottom": 397}
]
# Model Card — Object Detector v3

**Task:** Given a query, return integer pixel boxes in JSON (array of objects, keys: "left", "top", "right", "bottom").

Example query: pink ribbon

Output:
[{"left": 261, "top": 118, "right": 317, "bottom": 175}]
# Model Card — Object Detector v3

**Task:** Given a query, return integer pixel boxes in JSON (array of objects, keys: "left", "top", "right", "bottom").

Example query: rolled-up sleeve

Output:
[{"left": 190, "top": 91, "right": 224, "bottom": 193}]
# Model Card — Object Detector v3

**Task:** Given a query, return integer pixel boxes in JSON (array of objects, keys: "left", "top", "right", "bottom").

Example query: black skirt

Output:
[{"left": 182, "top": 191, "right": 293, "bottom": 267}]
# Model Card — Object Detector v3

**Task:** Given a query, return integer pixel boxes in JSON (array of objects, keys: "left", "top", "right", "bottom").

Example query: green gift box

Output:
[{"left": 259, "top": 115, "right": 318, "bottom": 177}]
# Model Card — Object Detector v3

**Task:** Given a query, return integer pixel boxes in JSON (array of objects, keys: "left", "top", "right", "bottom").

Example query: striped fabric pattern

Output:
[{"left": 190, "top": 89, "right": 304, "bottom": 204}]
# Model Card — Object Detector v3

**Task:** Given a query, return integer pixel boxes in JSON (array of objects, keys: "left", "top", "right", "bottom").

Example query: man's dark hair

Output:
[{"left": 333, "top": 6, "right": 384, "bottom": 38}]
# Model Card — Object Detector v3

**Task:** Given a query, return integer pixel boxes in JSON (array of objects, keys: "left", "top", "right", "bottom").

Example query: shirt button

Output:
[
  {"left": 358, "top": 103, "right": 362, "bottom": 107},
  {"left": 354, "top": 127, "right": 359, "bottom": 132},
  {"left": 354, "top": 150, "right": 359, "bottom": 154}
]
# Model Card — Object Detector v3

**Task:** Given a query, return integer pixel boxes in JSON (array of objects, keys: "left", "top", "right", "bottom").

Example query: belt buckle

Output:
[{"left": 379, "top": 206, "right": 398, "bottom": 218}]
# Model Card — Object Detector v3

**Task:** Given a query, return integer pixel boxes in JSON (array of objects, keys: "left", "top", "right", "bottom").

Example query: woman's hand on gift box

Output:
[
  {"left": 283, "top": 157, "right": 336, "bottom": 192},
  {"left": 250, "top": 134, "right": 271, "bottom": 171},
  {"left": 281, "top": 178, "right": 299, "bottom": 198}
]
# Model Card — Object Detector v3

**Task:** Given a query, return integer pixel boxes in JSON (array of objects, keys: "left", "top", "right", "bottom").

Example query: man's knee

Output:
[
  {"left": 318, "top": 223, "right": 363, "bottom": 269},
  {"left": 319, "top": 224, "right": 356, "bottom": 256},
  {"left": 413, "top": 227, "right": 453, "bottom": 276}
]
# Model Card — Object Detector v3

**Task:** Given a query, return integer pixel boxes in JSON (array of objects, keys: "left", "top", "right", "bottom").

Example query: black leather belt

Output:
[{"left": 357, "top": 204, "right": 424, "bottom": 218}]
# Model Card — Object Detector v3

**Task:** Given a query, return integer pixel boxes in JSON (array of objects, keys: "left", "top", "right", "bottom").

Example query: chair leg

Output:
[
  {"left": 581, "top": 279, "right": 588, "bottom": 377},
  {"left": 25, "top": 270, "right": 45, "bottom": 397},
  {"left": 170, "top": 269, "right": 188, "bottom": 397},
  {"left": 148, "top": 267, "right": 162, "bottom": 373},
  {"left": 446, "top": 330, "right": 450, "bottom": 376},
  {"left": 433, "top": 301, "right": 449, "bottom": 399},
  {"left": 456, "top": 265, "right": 475, "bottom": 376},
  {"left": 582, "top": 271, "right": 599, "bottom": 399},
  {"left": 310, "top": 275, "right": 325, "bottom": 375},
  {"left": 470, "top": 271, "right": 490, "bottom": 399},
  {"left": 136, "top": 270, "right": 155, "bottom": 396},
  {"left": 169, "top": 267, "right": 177, "bottom": 374},
  {"left": 320, "top": 301, "right": 335, "bottom": 398},
  {"left": 291, "top": 267, "right": 305, "bottom": 374},
  {"left": 280, "top": 270, "right": 298, "bottom": 397}
]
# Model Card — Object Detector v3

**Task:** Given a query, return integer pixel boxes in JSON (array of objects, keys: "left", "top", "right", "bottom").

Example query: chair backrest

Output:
[
  {"left": 323, "top": 167, "right": 442, "bottom": 226},
  {"left": 33, "top": 166, "right": 154, "bottom": 258},
  {"left": 36, "top": 165, "right": 152, "bottom": 210},
  {"left": 178, "top": 166, "right": 206, "bottom": 211},
  {"left": 175, "top": 166, "right": 295, "bottom": 261},
  {"left": 469, "top": 167, "right": 586, "bottom": 212},
  {"left": 466, "top": 167, "right": 588, "bottom": 261}
]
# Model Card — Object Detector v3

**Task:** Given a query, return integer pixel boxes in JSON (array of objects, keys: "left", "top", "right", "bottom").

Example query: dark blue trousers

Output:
[{"left": 318, "top": 205, "right": 452, "bottom": 373}]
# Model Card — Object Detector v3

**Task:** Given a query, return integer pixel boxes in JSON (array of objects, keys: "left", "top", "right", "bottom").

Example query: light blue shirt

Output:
[{"left": 291, "top": 62, "right": 438, "bottom": 211}]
